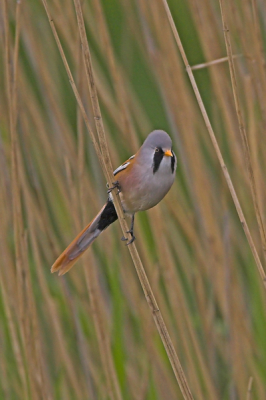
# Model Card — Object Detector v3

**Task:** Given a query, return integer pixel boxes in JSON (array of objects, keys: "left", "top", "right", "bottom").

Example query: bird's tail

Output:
[{"left": 51, "top": 200, "right": 117, "bottom": 276}]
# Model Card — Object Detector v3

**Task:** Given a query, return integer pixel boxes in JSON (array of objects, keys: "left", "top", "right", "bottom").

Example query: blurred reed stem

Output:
[
  {"left": 2, "top": 0, "right": 266, "bottom": 398},
  {"left": 219, "top": 0, "right": 266, "bottom": 261},
  {"left": 162, "top": 0, "right": 266, "bottom": 288},
  {"left": 73, "top": 0, "right": 194, "bottom": 398}
]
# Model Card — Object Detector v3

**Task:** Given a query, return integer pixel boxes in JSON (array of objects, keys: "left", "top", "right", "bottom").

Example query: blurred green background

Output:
[{"left": 1, "top": 0, "right": 266, "bottom": 399}]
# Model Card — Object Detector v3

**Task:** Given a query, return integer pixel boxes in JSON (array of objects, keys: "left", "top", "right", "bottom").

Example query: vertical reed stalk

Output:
[
  {"left": 72, "top": 1, "right": 194, "bottom": 398},
  {"left": 162, "top": 0, "right": 266, "bottom": 287},
  {"left": 219, "top": 0, "right": 266, "bottom": 260},
  {"left": 41, "top": 0, "right": 194, "bottom": 397}
]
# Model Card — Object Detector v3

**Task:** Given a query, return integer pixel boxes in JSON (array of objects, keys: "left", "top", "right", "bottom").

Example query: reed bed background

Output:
[{"left": 1, "top": 0, "right": 266, "bottom": 399}]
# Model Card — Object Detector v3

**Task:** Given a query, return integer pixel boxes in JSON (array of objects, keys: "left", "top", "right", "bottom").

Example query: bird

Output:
[{"left": 51, "top": 130, "right": 177, "bottom": 276}]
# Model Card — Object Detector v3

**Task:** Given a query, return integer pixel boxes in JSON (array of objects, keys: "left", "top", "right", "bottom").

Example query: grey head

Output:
[
  {"left": 138, "top": 130, "right": 176, "bottom": 175},
  {"left": 141, "top": 130, "right": 172, "bottom": 152}
]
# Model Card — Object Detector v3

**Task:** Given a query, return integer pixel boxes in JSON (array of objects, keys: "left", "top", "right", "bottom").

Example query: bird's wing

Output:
[{"left": 113, "top": 155, "right": 135, "bottom": 176}]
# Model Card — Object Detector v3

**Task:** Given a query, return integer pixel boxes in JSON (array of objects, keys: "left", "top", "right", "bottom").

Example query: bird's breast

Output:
[{"left": 118, "top": 160, "right": 175, "bottom": 214}]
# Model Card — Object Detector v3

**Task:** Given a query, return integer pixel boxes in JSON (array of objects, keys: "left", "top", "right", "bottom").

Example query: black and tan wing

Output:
[{"left": 113, "top": 155, "right": 135, "bottom": 176}]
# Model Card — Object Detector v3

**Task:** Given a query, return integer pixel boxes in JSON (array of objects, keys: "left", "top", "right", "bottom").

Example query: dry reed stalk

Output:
[
  {"left": 246, "top": 376, "right": 253, "bottom": 400},
  {"left": 65, "top": 121, "right": 122, "bottom": 399},
  {"left": 41, "top": 0, "right": 104, "bottom": 172},
  {"left": 19, "top": 117, "right": 66, "bottom": 258},
  {"left": 20, "top": 14, "right": 123, "bottom": 396},
  {"left": 235, "top": 0, "right": 266, "bottom": 177},
  {"left": 187, "top": 0, "right": 244, "bottom": 166},
  {"left": 219, "top": 0, "right": 266, "bottom": 259},
  {"left": 72, "top": 0, "right": 114, "bottom": 181},
  {"left": 119, "top": 265, "right": 178, "bottom": 399},
  {"left": 149, "top": 1, "right": 230, "bottom": 322},
  {"left": 0, "top": 275, "right": 27, "bottom": 396},
  {"left": 20, "top": 233, "right": 49, "bottom": 400},
  {"left": 10, "top": 4, "right": 28, "bottom": 357},
  {"left": 3, "top": 0, "right": 266, "bottom": 397},
  {"left": 138, "top": 1, "right": 238, "bottom": 392},
  {"left": 248, "top": 0, "right": 266, "bottom": 116},
  {"left": 89, "top": 59, "right": 150, "bottom": 148},
  {"left": 143, "top": 0, "right": 222, "bottom": 244},
  {"left": 191, "top": 54, "right": 242, "bottom": 70},
  {"left": 27, "top": 218, "right": 86, "bottom": 398},
  {"left": 76, "top": 71, "right": 123, "bottom": 400},
  {"left": 151, "top": 208, "right": 218, "bottom": 399},
  {"left": 91, "top": 0, "right": 136, "bottom": 145},
  {"left": 84, "top": 253, "right": 123, "bottom": 400},
  {"left": 252, "top": 0, "right": 266, "bottom": 78},
  {"left": 3, "top": 1, "right": 32, "bottom": 397},
  {"left": 55, "top": 0, "right": 149, "bottom": 146},
  {"left": 244, "top": 77, "right": 264, "bottom": 218},
  {"left": 39, "top": 0, "right": 194, "bottom": 397},
  {"left": 18, "top": 145, "right": 86, "bottom": 396},
  {"left": 8, "top": 0, "right": 48, "bottom": 394},
  {"left": 1, "top": 1, "right": 20, "bottom": 303},
  {"left": 77, "top": 47, "right": 86, "bottom": 204},
  {"left": 166, "top": 189, "right": 252, "bottom": 394},
  {"left": 21, "top": 99, "right": 74, "bottom": 219},
  {"left": 145, "top": 1, "right": 262, "bottom": 392},
  {"left": 71, "top": 1, "right": 194, "bottom": 398},
  {"left": 162, "top": 0, "right": 266, "bottom": 288},
  {"left": 22, "top": 10, "right": 80, "bottom": 167},
  {"left": 17, "top": 127, "right": 86, "bottom": 396},
  {"left": 3, "top": 0, "right": 11, "bottom": 108}
]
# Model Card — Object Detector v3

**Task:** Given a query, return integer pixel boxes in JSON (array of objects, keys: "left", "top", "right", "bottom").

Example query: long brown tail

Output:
[{"left": 51, "top": 200, "right": 117, "bottom": 276}]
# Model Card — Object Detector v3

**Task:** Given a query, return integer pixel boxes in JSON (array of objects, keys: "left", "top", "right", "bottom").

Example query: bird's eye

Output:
[{"left": 155, "top": 148, "right": 159, "bottom": 152}]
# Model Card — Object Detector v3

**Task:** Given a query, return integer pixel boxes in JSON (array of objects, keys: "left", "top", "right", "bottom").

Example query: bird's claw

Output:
[
  {"left": 121, "top": 230, "right": 136, "bottom": 245},
  {"left": 126, "top": 235, "right": 136, "bottom": 245},
  {"left": 107, "top": 181, "right": 121, "bottom": 194}
]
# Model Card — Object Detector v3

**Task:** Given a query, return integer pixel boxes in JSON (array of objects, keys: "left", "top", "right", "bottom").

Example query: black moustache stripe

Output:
[
  {"left": 153, "top": 148, "right": 164, "bottom": 174},
  {"left": 171, "top": 153, "right": 175, "bottom": 173}
]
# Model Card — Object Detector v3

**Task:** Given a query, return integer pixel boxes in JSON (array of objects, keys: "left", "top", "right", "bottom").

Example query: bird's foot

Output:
[
  {"left": 107, "top": 180, "right": 121, "bottom": 194},
  {"left": 126, "top": 234, "right": 136, "bottom": 245},
  {"left": 121, "top": 230, "right": 136, "bottom": 245}
]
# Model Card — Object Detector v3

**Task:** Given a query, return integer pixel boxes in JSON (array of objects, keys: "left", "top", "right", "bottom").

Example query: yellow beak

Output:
[{"left": 164, "top": 149, "right": 173, "bottom": 157}]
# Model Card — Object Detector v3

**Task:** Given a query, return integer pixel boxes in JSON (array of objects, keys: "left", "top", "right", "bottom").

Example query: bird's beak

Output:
[{"left": 164, "top": 149, "right": 173, "bottom": 157}]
